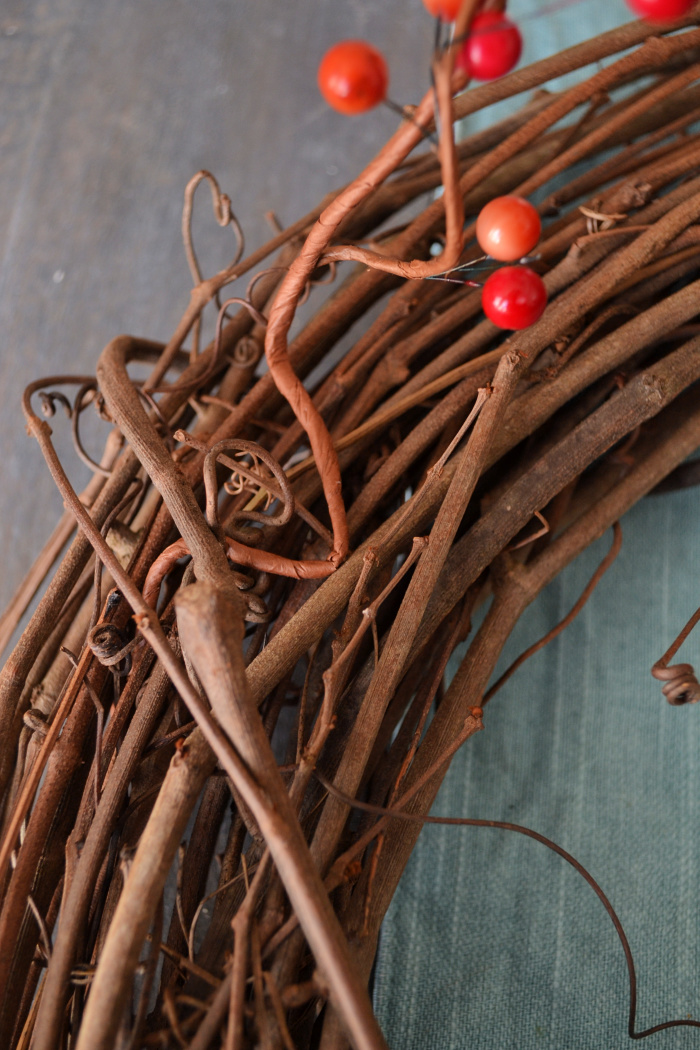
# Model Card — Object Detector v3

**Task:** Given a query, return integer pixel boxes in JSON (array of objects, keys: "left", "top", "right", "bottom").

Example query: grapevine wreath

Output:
[{"left": 1, "top": 0, "right": 700, "bottom": 1047}]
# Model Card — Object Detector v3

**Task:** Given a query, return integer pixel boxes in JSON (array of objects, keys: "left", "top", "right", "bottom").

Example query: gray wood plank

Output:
[{"left": 0, "top": 0, "right": 433, "bottom": 616}]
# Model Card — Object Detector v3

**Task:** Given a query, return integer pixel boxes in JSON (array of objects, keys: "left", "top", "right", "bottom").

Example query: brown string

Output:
[{"left": 322, "top": 58, "right": 466, "bottom": 279}]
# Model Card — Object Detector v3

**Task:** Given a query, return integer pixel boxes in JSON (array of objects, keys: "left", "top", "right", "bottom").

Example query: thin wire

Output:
[{"left": 382, "top": 97, "right": 438, "bottom": 146}]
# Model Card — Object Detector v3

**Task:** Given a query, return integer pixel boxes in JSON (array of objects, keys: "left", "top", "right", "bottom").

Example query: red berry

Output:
[
  {"left": 481, "top": 266, "right": 547, "bottom": 330},
  {"left": 318, "top": 41, "right": 388, "bottom": 116},
  {"left": 456, "top": 12, "right": 522, "bottom": 81},
  {"left": 625, "top": 0, "right": 694, "bottom": 18},
  {"left": 422, "top": 0, "right": 463, "bottom": 20},
  {"left": 476, "top": 196, "right": 541, "bottom": 262}
]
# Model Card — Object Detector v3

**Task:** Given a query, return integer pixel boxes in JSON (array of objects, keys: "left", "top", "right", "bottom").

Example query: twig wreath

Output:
[{"left": 1, "top": 2, "right": 700, "bottom": 1047}]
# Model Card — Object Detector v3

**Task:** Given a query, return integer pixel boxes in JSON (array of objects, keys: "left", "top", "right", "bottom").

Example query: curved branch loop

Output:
[
  {"left": 155, "top": 294, "right": 267, "bottom": 398},
  {"left": 72, "top": 383, "right": 113, "bottom": 477},
  {"left": 203, "top": 438, "right": 295, "bottom": 533},
  {"left": 182, "top": 170, "right": 245, "bottom": 291}
]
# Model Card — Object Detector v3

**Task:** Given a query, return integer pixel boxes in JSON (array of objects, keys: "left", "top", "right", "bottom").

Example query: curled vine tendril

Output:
[
  {"left": 202, "top": 438, "right": 295, "bottom": 535},
  {"left": 182, "top": 170, "right": 245, "bottom": 358},
  {"left": 32, "top": 377, "right": 174, "bottom": 477},
  {"left": 651, "top": 603, "right": 700, "bottom": 705}
]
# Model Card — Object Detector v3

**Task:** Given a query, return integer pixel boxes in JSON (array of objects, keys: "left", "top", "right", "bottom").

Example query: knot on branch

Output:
[
  {"left": 239, "top": 589, "right": 270, "bottom": 624},
  {"left": 641, "top": 372, "right": 665, "bottom": 401},
  {"left": 652, "top": 662, "right": 700, "bottom": 706},
  {"left": 232, "top": 335, "right": 262, "bottom": 367},
  {"left": 620, "top": 182, "right": 652, "bottom": 210},
  {"left": 88, "top": 623, "right": 138, "bottom": 676},
  {"left": 38, "top": 390, "right": 72, "bottom": 419},
  {"left": 23, "top": 708, "right": 48, "bottom": 736}
]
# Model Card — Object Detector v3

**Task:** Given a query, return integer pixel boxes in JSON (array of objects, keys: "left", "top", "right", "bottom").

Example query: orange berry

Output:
[
  {"left": 476, "top": 195, "right": 541, "bottom": 262},
  {"left": 318, "top": 41, "right": 388, "bottom": 116},
  {"left": 422, "top": 0, "right": 463, "bottom": 20}
]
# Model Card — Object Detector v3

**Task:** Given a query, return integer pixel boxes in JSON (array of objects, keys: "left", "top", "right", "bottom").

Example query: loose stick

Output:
[
  {"left": 72, "top": 729, "right": 215, "bottom": 1050},
  {"left": 96, "top": 338, "right": 244, "bottom": 613},
  {"left": 31, "top": 661, "right": 174, "bottom": 1050}
]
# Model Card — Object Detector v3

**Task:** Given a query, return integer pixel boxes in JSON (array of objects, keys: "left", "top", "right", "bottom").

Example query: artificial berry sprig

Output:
[
  {"left": 317, "top": 40, "right": 439, "bottom": 144},
  {"left": 272, "top": 6, "right": 475, "bottom": 568},
  {"left": 476, "top": 193, "right": 547, "bottom": 328},
  {"left": 312, "top": 51, "right": 468, "bottom": 279},
  {"left": 429, "top": 193, "right": 546, "bottom": 329}
]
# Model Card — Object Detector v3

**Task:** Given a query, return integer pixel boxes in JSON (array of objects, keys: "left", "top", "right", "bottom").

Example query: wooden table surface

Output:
[{"left": 0, "top": 0, "right": 434, "bottom": 621}]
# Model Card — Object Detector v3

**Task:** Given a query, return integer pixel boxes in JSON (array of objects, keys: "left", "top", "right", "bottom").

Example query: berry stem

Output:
[
  {"left": 381, "top": 97, "right": 438, "bottom": 146},
  {"left": 264, "top": 8, "right": 477, "bottom": 569}
]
